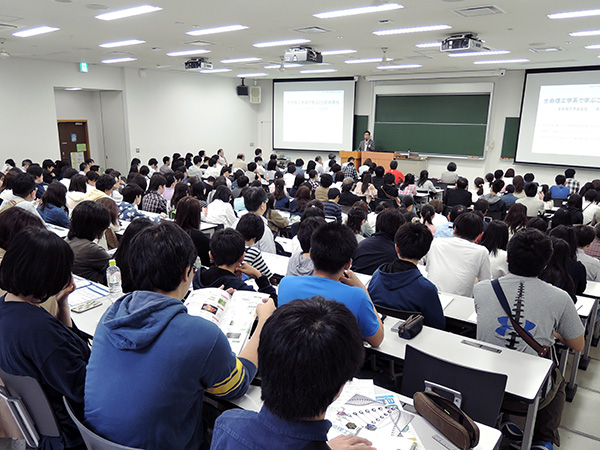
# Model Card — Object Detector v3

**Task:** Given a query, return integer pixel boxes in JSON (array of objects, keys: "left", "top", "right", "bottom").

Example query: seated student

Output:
[
  {"left": 479, "top": 220, "right": 509, "bottom": 279},
  {"left": 265, "top": 193, "right": 290, "bottom": 237},
  {"left": 481, "top": 179, "right": 507, "bottom": 220},
  {"left": 278, "top": 223, "right": 384, "bottom": 347},
  {"left": 273, "top": 178, "right": 290, "bottom": 209},
  {"left": 564, "top": 193, "right": 584, "bottom": 225},
  {"left": 426, "top": 212, "right": 491, "bottom": 297},
  {"left": 548, "top": 225, "right": 587, "bottom": 297},
  {"left": 504, "top": 203, "right": 528, "bottom": 239},
  {"left": 236, "top": 213, "right": 272, "bottom": 279},
  {"left": 347, "top": 207, "right": 367, "bottom": 243},
  {"left": 585, "top": 222, "right": 600, "bottom": 260},
  {"left": 205, "top": 185, "right": 237, "bottom": 228},
  {"left": 0, "top": 172, "right": 44, "bottom": 220},
  {"left": 211, "top": 297, "right": 371, "bottom": 450},
  {"left": 289, "top": 185, "right": 311, "bottom": 216},
  {"left": 307, "top": 169, "right": 320, "bottom": 191},
  {"left": 0, "top": 227, "right": 90, "bottom": 450},
  {"left": 342, "top": 159, "right": 359, "bottom": 181},
  {"left": 141, "top": 174, "right": 168, "bottom": 214},
  {"left": 398, "top": 173, "right": 418, "bottom": 197},
  {"left": 502, "top": 185, "right": 519, "bottom": 208},
  {"left": 516, "top": 182, "right": 545, "bottom": 218},
  {"left": 161, "top": 172, "right": 176, "bottom": 202},
  {"left": 440, "top": 162, "right": 459, "bottom": 184},
  {"left": 315, "top": 173, "right": 332, "bottom": 203},
  {"left": 352, "top": 208, "right": 405, "bottom": 275},
  {"left": 368, "top": 222, "right": 445, "bottom": 330},
  {"left": 283, "top": 163, "right": 297, "bottom": 189},
  {"left": 86, "top": 170, "right": 99, "bottom": 193},
  {"left": 26, "top": 164, "right": 47, "bottom": 199},
  {"left": 286, "top": 217, "right": 326, "bottom": 277},
  {"left": 372, "top": 165, "right": 386, "bottom": 191},
  {"left": 339, "top": 178, "right": 361, "bottom": 206},
  {"left": 378, "top": 172, "right": 400, "bottom": 204},
  {"left": 420, "top": 204, "right": 437, "bottom": 235},
  {"left": 565, "top": 168, "right": 580, "bottom": 195},
  {"left": 429, "top": 199, "right": 448, "bottom": 228},
  {"left": 193, "top": 229, "right": 277, "bottom": 300},
  {"left": 66, "top": 201, "right": 111, "bottom": 285},
  {"left": 549, "top": 174, "right": 570, "bottom": 199},
  {"left": 541, "top": 236, "right": 579, "bottom": 302},
  {"left": 473, "top": 228, "right": 584, "bottom": 450},
  {"left": 175, "top": 196, "right": 211, "bottom": 267},
  {"left": 233, "top": 187, "right": 277, "bottom": 254},
  {"left": 323, "top": 188, "right": 343, "bottom": 223},
  {"left": 113, "top": 217, "right": 154, "bottom": 293},
  {"left": 582, "top": 189, "right": 600, "bottom": 225},
  {"left": 96, "top": 197, "right": 120, "bottom": 251},
  {"left": 444, "top": 177, "right": 472, "bottom": 208},
  {"left": 37, "top": 181, "right": 69, "bottom": 228},
  {"left": 386, "top": 160, "right": 404, "bottom": 185},
  {"left": 83, "top": 173, "right": 116, "bottom": 202},
  {"left": 118, "top": 183, "right": 146, "bottom": 222},
  {"left": 66, "top": 174, "right": 88, "bottom": 213},
  {"left": 434, "top": 204, "right": 467, "bottom": 239},
  {"left": 288, "top": 173, "right": 306, "bottom": 198},
  {"left": 85, "top": 222, "right": 275, "bottom": 450},
  {"left": 245, "top": 161, "right": 261, "bottom": 183},
  {"left": 231, "top": 175, "right": 249, "bottom": 199}
]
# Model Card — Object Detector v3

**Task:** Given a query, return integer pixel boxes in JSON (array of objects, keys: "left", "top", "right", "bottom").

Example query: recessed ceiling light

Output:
[
  {"left": 102, "top": 57, "right": 137, "bottom": 64},
  {"left": 64, "top": 87, "right": 82, "bottom": 90},
  {"left": 374, "top": 24, "right": 451, "bottom": 36},
  {"left": 264, "top": 63, "right": 301, "bottom": 69},
  {"left": 221, "top": 57, "right": 261, "bottom": 63},
  {"left": 585, "top": 44, "right": 600, "bottom": 49},
  {"left": 237, "top": 73, "right": 267, "bottom": 77},
  {"left": 548, "top": 9, "right": 600, "bottom": 19},
  {"left": 13, "top": 26, "right": 59, "bottom": 37},
  {"left": 99, "top": 39, "right": 145, "bottom": 48},
  {"left": 377, "top": 64, "right": 422, "bottom": 69},
  {"left": 253, "top": 39, "right": 310, "bottom": 48},
  {"left": 474, "top": 58, "right": 528, "bottom": 65},
  {"left": 96, "top": 5, "right": 162, "bottom": 21},
  {"left": 570, "top": 29, "right": 600, "bottom": 37},
  {"left": 415, "top": 42, "right": 441, "bottom": 48},
  {"left": 85, "top": 4, "right": 109, "bottom": 10},
  {"left": 321, "top": 49, "right": 357, "bottom": 55},
  {"left": 314, "top": 3, "right": 403, "bottom": 19},
  {"left": 300, "top": 69, "right": 338, "bottom": 73},
  {"left": 345, "top": 57, "right": 392, "bottom": 64},
  {"left": 166, "top": 49, "right": 211, "bottom": 57},
  {"left": 186, "top": 25, "right": 248, "bottom": 36},
  {"left": 448, "top": 50, "right": 510, "bottom": 57},
  {"left": 199, "top": 68, "right": 232, "bottom": 73}
]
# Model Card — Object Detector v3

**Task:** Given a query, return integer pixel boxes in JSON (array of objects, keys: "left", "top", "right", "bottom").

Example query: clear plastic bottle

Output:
[{"left": 106, "top": 259, "right": 123, "bottom": 301}]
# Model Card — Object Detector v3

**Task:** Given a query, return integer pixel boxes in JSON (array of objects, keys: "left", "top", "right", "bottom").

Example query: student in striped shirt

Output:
[{"left": 237, "top": 213, "right": 273, "bottom": 279}]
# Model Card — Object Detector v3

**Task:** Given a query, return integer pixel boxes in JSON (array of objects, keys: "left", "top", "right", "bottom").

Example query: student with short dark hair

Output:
[
  {"left": 117, "top": 183, "right": 144, "bottom": 222},
  {"left": 517, "top": 182, "right": 545, "bottom": 217},
  {"left": 113, "top": 217, "right": 154, "bottom": 293},
  {"left": 0, "top": 227, "right": 90, "bottom": 449},
  {"left": 378, "top": 172, "right": 399, "bottom": 204},
  {"left": 86, "top": 222, "right": 275, "bottom": 450},
  {"left": 83, "top": 173, "right": 116, "bottom": 203},
  {"left": 141, "top": 174, "right": 168, "bottom": 214},
  {"left": 575, "top": 225, "right": 600, "bottom": 281},
  {"left": 236, "top": 213, "right": 272, "bottom": 279},
  {"left": 211, "top": 297, "right": 370, "bottom": 450},
  {"left": 352, "top": 208, "right": 405, "bottom": 275},
  {"left": 286, "top": 217, "right": 326, "bottom": 277},
  {"left": 159, "top": 155, "right": 173, "bottom": 175},
  {"left": 386, "top": 160, "right": 404, "bottom": 184},
  {"left": 444, "top": 177, "right": 472, "bottom": 208},
  {"left": 0, "top": 172, "right": 43, "bottom": 220},
  {"left": 315, "top": 173, "right": 332, "bottom": 203},
  {"left": 27, "top": 164, "right": 47, "bottom": 199},
  {"left": 474, "top": 228, "right": 584, "bottom": 450},
  {"left": 440, "top": 162, "right": 458, "bottom": 184},
  {"left": 38, "top": 181, "right": 69, "bottom": 228},
  {"left": 427, "top": 212, "right": 490, "bottom": 296},
  {"left": 175, "top": 196, "right": 211, "bottom": 267},
  {"left": 565, "top": 168, "right": 580, "bottom": 195},
  {"left": 481, "top": 179, "right": 507, "bottom": 220},
  {"left": 526, "top": 217, "right": 549, "bottom": 233},
  {"left": 231, "top": 187, "right": 276, "bottom": 254},
  {"left": 550, "top": 174, "right": 569, "bottom": 199},
  {"left": 66, "top": 201, "right": 111, "bottom": 284},
  {"left": 369, "top": 222, "right": 445, "bottom": 329},
  {"left": 324, "top": 187, "right": 342, "bottom": 223},
  {"left": 279, "top": 223, "right": 384, "bottom": 347}
]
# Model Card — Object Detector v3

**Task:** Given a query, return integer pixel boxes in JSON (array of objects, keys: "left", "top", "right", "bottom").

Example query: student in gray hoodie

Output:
[
  {"left": 481, "top": 179, "right": 507, "bottom": 220},
  {"left": 286, "top": 217, "right": 326, "bottom": 276}
]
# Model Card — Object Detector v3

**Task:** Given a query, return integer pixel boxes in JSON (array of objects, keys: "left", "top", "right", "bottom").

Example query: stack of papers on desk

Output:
[{"left": 68, "top": 277, "right": 110, "bottom": 307}]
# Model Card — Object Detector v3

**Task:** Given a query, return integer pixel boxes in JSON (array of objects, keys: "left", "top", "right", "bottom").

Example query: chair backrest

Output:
[
  {"left": 373, "top": 304, "right": 419, "bottom": 321},
  {"left": 553, "top": 198, "right": 566, "bottom": 208},
  {"left": 370, "top": 198, "right": 397, "bottom": 211},
  {"left": 63, "top": 397, "right": 143, "bottom": 450},
  {"left": 400, "top": 345, "right": 507, "bottom": 427},
  {"left": 0, "top": 369, "right": 60, "bottom": 437}
]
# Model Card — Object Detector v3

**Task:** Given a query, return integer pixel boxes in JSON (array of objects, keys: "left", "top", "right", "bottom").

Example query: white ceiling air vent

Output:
[
  {"left": 184, "top": 40, "right": 214, "bottom": 46},
  {"left": 529, "top": 47, "right": 563, "bottom": 53},
  {"left": 454, "top": 6, "right": 505, "bottom": 17},
  {"left": 293, "top": 26, "right": 331, "bottom": 34}
]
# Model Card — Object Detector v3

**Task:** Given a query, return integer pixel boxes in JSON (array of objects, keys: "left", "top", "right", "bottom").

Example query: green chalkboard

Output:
[
  {"left": 373, "top": 94, "right": 490, "bottom": 157},
  {"left": 353, "top": 115, "right": 368, "bottom": 150},
  {"left": 501, "top": 117, "right": 519, "bottom": 159}
]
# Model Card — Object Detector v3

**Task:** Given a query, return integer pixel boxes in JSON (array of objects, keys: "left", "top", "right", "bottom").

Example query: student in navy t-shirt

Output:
[{"left": 278, "top": 223, "right": 384, "bottom": 347}]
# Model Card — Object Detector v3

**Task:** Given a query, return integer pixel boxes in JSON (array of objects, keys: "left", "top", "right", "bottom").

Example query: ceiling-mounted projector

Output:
[
  {"left": 185, "top": 58, "right": 213, "bottom": 70},
  {"left": 284, "top": 47, "right": 322, "bottom": 64},
  {"left": 441, "top": 33, "right": 484, "bottom": 52}
]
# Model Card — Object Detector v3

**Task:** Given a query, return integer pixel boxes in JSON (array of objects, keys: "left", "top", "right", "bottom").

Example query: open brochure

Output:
[{"left": 184, "top": 288, "right": 264, "bottom": 355}]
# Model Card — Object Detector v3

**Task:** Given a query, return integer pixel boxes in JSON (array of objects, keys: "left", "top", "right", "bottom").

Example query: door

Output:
[{"left": 57, "top": 121, "right": 91, "bottom": 167}]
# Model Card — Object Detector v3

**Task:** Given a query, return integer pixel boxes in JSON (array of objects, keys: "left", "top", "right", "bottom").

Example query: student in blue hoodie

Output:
[
  {"left": 85, "top": 222, "right": 275, "bottom": 450},
  {"left": 368, "top": 221, "right": 445, "bottom": 330}
]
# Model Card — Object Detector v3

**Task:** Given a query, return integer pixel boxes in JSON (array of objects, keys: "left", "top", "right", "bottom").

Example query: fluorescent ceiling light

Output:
[
  {"left": 474, "top": 58, "right": 528, "bottom": 65},
  {"left": 96, "top": 5, "right": 162, "bottom": 21},
  {"left": 64, "top": 87, "right": 82, "bottom": 91},
  {"left": 374, "top": 24, "right": 451, "bottom": 36},
  {"left": 314, "top": 3, "right": 403, "bottom": 19},
  {"left": 102, "top": 57, "right": 137, "bottom": 64},
  {"left": 13, "top": 26, "right": 59, "bottom": 37},
  {"left": 345, "top": 57, "right": 392, "bottom": 64},
  {"left": 221, "top": 57, "right": 261, "bottom": 63},
  {"left": 167, "top": 49, "right": 211, "bottom": 56},
  {"left": 585, "top": 44, "right": 600, "bottom": 49},
  {"left": 300, "top": 69, "right": 337, "bottom": 73},
  {"left": 570, "top": 29, "right": 600, "bottom": 37},
  {"left": 237, "top": 73, "right": 267, "bottom": 77},
  {"left": 448, "top": 50, "right": 510, "bottom": 57},
  {"left": 321, "top": 49, "right": 357, "bottom": 56},
  {"left": 186, "top": 24, "right": 248, "bottom": 36},
  {"left": 253, "top": 38, "right": 310, "bottom": 48},
  {"left": 200, "top": 68, "right": 232, "bottom": 73},
  {"left": 100, "top": 39, "right": 145, "bottom": 48},
  {"left": 377, "top": 64, "right": 422, "bottom": 70},
  {"left": 415, "top": 42, "right": 441, "bottom": 48},
  {"left": 264, "top": 63, "right": 301, "bottom": 69},
  {"left": 548, "top": 9, "right": 600, "bottom": 19}
]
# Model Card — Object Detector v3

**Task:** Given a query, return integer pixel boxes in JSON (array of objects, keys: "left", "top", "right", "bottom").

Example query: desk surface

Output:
[
  {"left": 583, "top": 280, "right": 600, "bottom": 298},
  {"left": 374, "top": 319, "right": 552, "bottom": 402}
]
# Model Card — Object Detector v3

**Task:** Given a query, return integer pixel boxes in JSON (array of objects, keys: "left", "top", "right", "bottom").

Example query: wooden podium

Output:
[{"left": 339, "top": 151, "right": 361, "bottom": 165}]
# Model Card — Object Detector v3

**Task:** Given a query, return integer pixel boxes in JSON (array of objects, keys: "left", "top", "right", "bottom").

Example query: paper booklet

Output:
[{"left": 184, "top": 288, "right": 264, "bottom": 355}]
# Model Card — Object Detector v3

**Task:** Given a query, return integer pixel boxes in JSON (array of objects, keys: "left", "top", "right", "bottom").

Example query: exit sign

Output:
[{"left": 79, "top": 62, "right": 89, "bottom": 73}]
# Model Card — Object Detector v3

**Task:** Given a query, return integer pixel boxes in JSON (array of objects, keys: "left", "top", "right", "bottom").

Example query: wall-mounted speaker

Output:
[{"left": 249, "top": 86, "right": 261, "bottom": 104}]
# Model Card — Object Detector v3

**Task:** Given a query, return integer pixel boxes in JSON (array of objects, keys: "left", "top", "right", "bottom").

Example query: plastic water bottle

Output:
[{"left": 106, "top": 259, "right": 123, "bottom": 301}]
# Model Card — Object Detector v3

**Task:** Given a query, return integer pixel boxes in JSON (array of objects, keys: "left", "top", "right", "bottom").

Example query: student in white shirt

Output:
[
  {"left": 314, "top": 156, "right": 325, "bottom": 176},
  {"left": 582, "top": 190, "right": 600, "bottom": 226},
  {"left": 575, "top": 225, "right": 600, "bottom": 281},
  {"left": 204, "top": 185, "right": 237, "bottom": 228},
  {"left": 479, "top": 220, "right": 509, "bottom": 279},
  {"left": 426, "top": 212, "right": 491, "bottom": 297}
]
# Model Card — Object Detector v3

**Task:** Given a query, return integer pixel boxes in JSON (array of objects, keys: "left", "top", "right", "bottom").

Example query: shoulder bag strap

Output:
[{"left": 491, "top": 279, "right": 550, "bottom": 358}]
